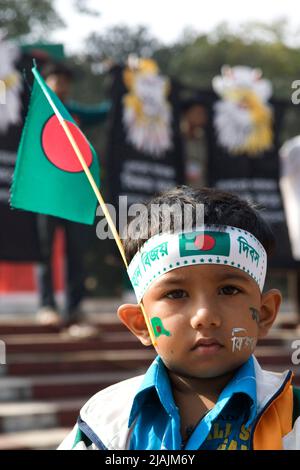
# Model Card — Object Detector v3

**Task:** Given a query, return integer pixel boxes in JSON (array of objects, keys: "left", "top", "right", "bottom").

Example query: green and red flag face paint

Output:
[
  {"left": 10, "top": 67, "right": 100, "bottom": 224},
  {"left": 151, "top": 317, "right": 171, "bottom": 338},
  {"left": 179, "top": 231, "right": 230, "bottom": 257}
]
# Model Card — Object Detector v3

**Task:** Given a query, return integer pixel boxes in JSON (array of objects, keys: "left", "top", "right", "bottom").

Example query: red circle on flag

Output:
[
  {"left": 194, "top": 234, "right": 216, "bottom": 251},
  {"left": 42, "top": 115, "right": 93, "bottom": 173}
]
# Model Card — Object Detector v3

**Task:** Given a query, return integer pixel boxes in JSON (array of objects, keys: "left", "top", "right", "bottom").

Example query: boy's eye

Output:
[
  {"left": 219, "top": 285, "right": 240, "bottom": 295},
  {"left": 166, "top": 289, "right": 188, "bottom": 299}
]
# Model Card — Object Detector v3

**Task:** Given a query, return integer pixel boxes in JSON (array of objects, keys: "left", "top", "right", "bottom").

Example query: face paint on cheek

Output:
[
  {"left": 231, "top": 327, "right": 255, "bottom": 353},
  {"left": 232, "top": 328, "right": 247, "bottom": 335},
  {"left": 151, "top": 317, "right": 171, "bottom": 338},
  {"left": 249, "top": 307, "right": 260, "bottom": 324}
]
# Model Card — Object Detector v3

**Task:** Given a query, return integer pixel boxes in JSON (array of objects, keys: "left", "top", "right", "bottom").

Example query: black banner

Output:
[
  {"left": 106, "top": 65, "right": 184, "bottom": 209},
  {"left": 195, "top": 90, "right": 297, "bottom": 268}
]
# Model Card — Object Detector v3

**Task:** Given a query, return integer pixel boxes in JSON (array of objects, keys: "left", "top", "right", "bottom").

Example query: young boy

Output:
[{"left": 59, "top": 186, "right": 300, "bottom": 450}]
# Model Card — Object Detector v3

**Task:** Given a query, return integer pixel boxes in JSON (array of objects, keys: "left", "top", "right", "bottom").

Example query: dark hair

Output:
[
  {"left": 41, "top": 62, "right": 74, "bottom": 80},
  {"left": 124, "top": 186, "right": 275, "bottom": 263}
]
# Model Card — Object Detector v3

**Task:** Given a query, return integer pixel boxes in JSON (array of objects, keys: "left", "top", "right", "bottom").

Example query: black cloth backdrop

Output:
[
  {"left": 1, "top": 57, "right": 295, "bottom": 269},
  {"left": 194, "top": 89, "right": 297, "bottom": 269},
  {"left": 106, "top": 65, "right": 185, "bottom": 214},
  {"left": 0, "top": 52, "right": 42, "bottom": 261}
]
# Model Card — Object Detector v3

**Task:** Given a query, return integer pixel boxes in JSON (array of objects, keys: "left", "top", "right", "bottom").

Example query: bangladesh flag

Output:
[
  {"left": 179, "top": 231, "right": 230, "bottom": 257},
  {"left": 151, "top": 317, "right": 171, "bottom": 338},
  {"left": 11, "top": 67, "right": 100, "bottom": 224}
]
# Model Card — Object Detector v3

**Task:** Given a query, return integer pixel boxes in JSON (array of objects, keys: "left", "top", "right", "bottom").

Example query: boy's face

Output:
[{"left": 119, "top": 264, "right": 281, "bottom": 380}]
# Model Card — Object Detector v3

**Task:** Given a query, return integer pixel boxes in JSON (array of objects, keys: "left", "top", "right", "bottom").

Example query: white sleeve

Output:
[{"left": 283, "top": 416, "right": 300, "bottom": 450}]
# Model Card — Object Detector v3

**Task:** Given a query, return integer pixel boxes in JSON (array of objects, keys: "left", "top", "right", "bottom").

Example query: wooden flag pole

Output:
[{"left": 32, "top": 67, "right": 157, "bottom": 346}]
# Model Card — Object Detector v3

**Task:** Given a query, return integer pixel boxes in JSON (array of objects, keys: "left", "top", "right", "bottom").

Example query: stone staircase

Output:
[{"left": 0, "top": 307, "right": 299, "bottom": 450}]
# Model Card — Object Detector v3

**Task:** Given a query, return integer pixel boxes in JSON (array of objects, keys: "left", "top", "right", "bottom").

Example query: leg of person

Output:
[
  {"left": 64, "top": 221, "right": 100, "bottom": 337},
  {"left": 64, "top": 220, "right": 87, "bottom": 323},
  {"left": 36, "top": 215, "right": 62, "bottom": 325}
]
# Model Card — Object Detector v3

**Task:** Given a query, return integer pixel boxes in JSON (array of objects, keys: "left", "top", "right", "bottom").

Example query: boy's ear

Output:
[
  {"left": 258, "top": 289, "right": 282, "bottom": 338},
  {"left": 117, "top": 303, "right": 152, "bottom": 346}
]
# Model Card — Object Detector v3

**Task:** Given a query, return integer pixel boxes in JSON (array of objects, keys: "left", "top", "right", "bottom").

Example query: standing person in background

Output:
[
  {"left": 36, "top": 62, "right": 110, "bottom": 334},
  {"left": 180, "top": 99, "right": 208, "bottom": 188}
]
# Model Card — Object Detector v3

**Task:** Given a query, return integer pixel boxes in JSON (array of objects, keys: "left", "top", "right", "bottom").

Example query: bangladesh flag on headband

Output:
[
  {"left": 10, "top": 67, "right": 100, "bottom": 224},
  {"left": 179, "top": 231, "right": 230, "bottom": 257}
]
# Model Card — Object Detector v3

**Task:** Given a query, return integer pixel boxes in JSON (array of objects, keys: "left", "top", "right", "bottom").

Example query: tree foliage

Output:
[
  {"left": 85, "top": 25, "right": 160, "bottom": 65},
  {"left": 82, "top": 20, "right": 300, "bottom": 102},
  {"left": 153, "top": 21, "right": 300, "bottom": 100},
  {"left": 0, "top": 0, "right": 99, "bottom": 39}
]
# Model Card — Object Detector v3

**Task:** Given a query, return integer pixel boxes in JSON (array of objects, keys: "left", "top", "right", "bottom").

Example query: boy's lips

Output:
[
  {"left": 191, "top": 337, "right": 223, "bottom": 354},
  {"left": 191, "top": 337, "right": 223, "bottom": 349}
]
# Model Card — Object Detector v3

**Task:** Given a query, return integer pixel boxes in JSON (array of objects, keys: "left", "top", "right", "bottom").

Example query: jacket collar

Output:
[
  {"left": 128, "top": 355, "right": 258, "bottom": 429},
  {"left": 252, "top": 355, "right": 292, "bottom": 412}
]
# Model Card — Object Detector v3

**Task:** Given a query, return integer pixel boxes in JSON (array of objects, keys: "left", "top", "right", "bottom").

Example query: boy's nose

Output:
[{"left": 190, "top": 307, "right": 221, "bottom": 329}]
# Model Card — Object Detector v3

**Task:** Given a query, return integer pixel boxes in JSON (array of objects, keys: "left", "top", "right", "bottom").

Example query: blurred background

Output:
[{"left": 0, "top": 0, "right": 300, "bottom": 450}]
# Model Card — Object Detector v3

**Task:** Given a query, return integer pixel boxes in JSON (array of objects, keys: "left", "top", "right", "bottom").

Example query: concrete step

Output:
[
  {"left": 0, "top": 324, "right": 61, "bottom": 335},
  {"left": 2, "top": 349, "right": 155, "bottom": 376},
  {"left": 0, "top": 316, "right": 125, "bottom": 336},
  {"left": 255, "top": 346, "right": 299, "bottom": 365},
  {"left": 258, "top": 328, "right": 300, "bottom": 346},
  {"left": 0, "top": 370, "right": 143, "bottom": 401},
  {"left": 0, "top": 427, "right": 70, "bottom": 450},
  {"left": 0, "top": 398, "right": 85, "bottom": 433},
  {"left": 2, "top": 331, "right": 142, "bottom": 353}
]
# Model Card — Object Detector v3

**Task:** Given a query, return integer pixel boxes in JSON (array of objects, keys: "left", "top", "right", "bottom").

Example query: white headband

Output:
[{"left": 127, "top": 225, "right": 267, "bottom": 302}]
